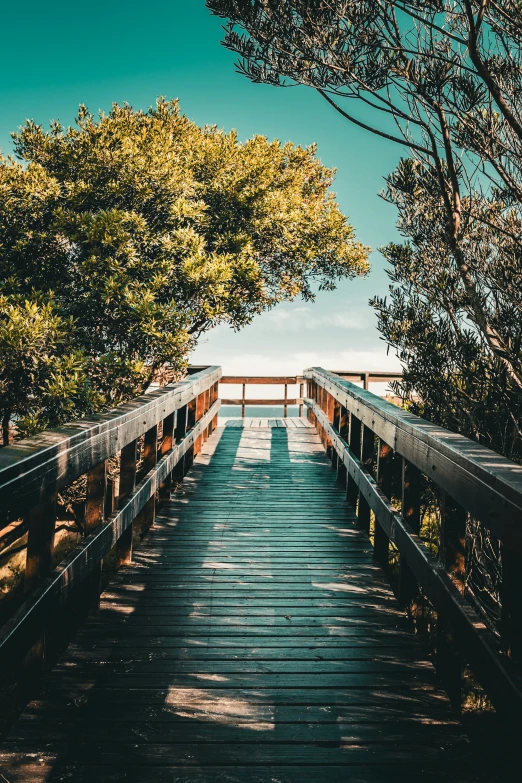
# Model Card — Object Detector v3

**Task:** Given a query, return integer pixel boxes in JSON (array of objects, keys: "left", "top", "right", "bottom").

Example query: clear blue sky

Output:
[{"left": 0, "top": 0, "right": 403, "bottom": 376}]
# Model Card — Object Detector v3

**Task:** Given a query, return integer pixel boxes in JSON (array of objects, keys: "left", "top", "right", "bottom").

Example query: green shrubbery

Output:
[{"left": 0, "top": 98, "right": 368, "bottom": 443}]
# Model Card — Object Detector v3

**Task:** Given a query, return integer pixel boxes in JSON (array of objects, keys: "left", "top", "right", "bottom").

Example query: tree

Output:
[
  {"left": 0, "top": 98, "right": 368, "bottom": 441},
  {"left": 207, "top": 0, "right": 522, "bottom": 449}
]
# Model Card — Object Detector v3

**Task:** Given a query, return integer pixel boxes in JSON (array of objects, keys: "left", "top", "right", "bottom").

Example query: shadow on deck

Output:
[{"left": 0, "top": 421, "right": 478, "bottom": 782}]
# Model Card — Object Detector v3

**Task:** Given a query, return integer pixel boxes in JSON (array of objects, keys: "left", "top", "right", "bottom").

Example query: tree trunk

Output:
[{"left": 2, "top": 411, "right": 11, "bottom": 447}]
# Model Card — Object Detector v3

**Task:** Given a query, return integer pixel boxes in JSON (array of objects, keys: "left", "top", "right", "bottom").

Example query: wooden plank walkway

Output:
[{"left": 0, "top": 420, "right": 477, "bottom": 782}]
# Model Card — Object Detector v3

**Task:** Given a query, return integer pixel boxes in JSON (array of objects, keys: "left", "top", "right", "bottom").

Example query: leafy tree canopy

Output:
[
  {"left": 0, "top": 98, "right": 368, "bottom": 442},
  {"left": 207, "top": 1, "right": 522, "bottom": 462}
]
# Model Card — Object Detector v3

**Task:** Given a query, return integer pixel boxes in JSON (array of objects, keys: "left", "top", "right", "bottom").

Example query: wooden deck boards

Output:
[{"left": 0, "top": 425, "right": 478, "bottom": 782}]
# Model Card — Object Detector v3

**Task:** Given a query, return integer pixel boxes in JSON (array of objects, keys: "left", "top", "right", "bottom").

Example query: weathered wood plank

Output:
[{"left": 0, "top": 423, "right": 476, "bottom": 782}]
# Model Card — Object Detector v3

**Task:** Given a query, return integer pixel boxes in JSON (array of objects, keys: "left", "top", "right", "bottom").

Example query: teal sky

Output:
[{"left": 0, "top": 0, "right": 403, "bottom": 377}]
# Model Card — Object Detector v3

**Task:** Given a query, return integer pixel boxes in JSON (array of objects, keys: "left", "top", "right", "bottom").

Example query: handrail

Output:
[
  {"left": 327, "top": 370, "right": 402, "bottom": 390},
  {"left": 304, "top": 367, "right": 522, "bottom": 716},
  {"left": 304, "top": 368, "right": 522, "bottom": 548},
  {"left": 0, "top": 365, "right": 221, "bottom": 680},
  {"left": 0, "top": 366, "right": 221, "bottom": 518}
]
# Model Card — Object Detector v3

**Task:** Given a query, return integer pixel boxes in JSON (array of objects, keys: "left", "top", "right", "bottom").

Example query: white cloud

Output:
[
  {"left": 262, "top": 306, "right": 366, "bottom": 332},
  {"left": 191, "top": 347, "right": 401, "bottom": 376}
]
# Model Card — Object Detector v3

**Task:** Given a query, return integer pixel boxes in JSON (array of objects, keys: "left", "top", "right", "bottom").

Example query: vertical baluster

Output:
[
  {"left": 116, "top": 439, "right": 137, "bottom": 565},
  {"left": 337, "top": 404, "right": 349, "bottom": 487},
  {"left": 194, "top": 393, "right": 205, "bottom": 456},
  {"left": 374, "top": 439, "right": 393, "bottom": 569},
  {"left": 500, "top": 548, "right": 522, "bottom": 665},
  {"left": 159, "top": 412, "right": 175, "bottom": 503},
  {"left": 439, "top": 491, "right": 466, "bottom": 590},
  {"left": 436, "top": 490, "right": 466, "bottom": 705},
  {"left": 203, "top": 388, "right": 210, "bottom": 442},
  {"left": 174, "top": 404, "right": 188, "bottom": 484},
  {"left": 346, "top": 413, "right": 362, "bottom": 509},
  {"left": 299, "top": 381, "right": 304, "bottom": 418},
  {"left": 331, "top": 398, "right": 341, "bottom": 470},
  {"left": 317, "top": 386, "right": 323, "bottom": 443},
  {"left": 83, "top": 460, "right": 107, "bottom": 611},
  {"left": 326, "top": 393, "right": 334, "bottom": 462},
  {"left": 209, "top": 382, "right": 217, "bottom": 433},
  {"left": 184, "top": 397, "right": 197, "bottom": 474},
  {"left": 284, "top": 383, "right": 288, "bottom": 419},
  {"left": 398, "top": 458, "right": 422, "bottom": 607},
  {"left": 242, "top": 383, "right": 246, "bottom": 419},
  {"left": 25, "top": 493, "right": 57, "bottom": 594},
  {"left": 358, "top": 426, "right": 375, "bottom": 535},
  {"left": 23, "top": 493, "right": 57, "bottom": 674},
  {"left": 136, "top": 425, "right": 158, "bottom": 537}
]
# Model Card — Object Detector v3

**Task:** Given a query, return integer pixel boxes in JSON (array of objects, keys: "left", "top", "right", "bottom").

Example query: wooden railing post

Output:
[
  {"left": 135, "top": 425, "right": 158, "bottom": 537},
  {"left": 211, "top": 381, "right": 219, "bottom": 431},
  {"left": 347, "top": 413, "right": 361, "bottom": 508},
  {"left": 116, "top": 439, "right": 137, "bottom": 565},
  {"left": 332, "top": 398, "right": 341, "bottom": 472},
  {"left": 174, "top": 404, "right": 188, "bottom": 484},
  {"left": 501, "top": 549, "right": 522, "bottom": 665},
  {"left": 284, "top": 384, "right": 288, "bottom": 418},
  {"left": 374, "top": 439, "right": 392, "bottom": 569},
  {"left": 24, "top": 493, "right": 57, "bottom": 595},
  {"left": 439, "top": 491, "right": 466, "bottom": 590},
  {"left": 241, "top": 384, "right": 246, "bottom": 418},
  {"left": 22, "top": 492, "right": 57, "bottom": 674},
  {"left": 184, "top": 398, "right": 197, "bottom": 474},
  {"left": 436, "top": 490, "right": 466, "bottom": 706},
  {"left": 337, "top": 404, "right": 349, "bottom": 487},
  {"left": 326, "top": 393, "right": 334, "bottom": 462},
  {"left": 358, "top": 425, "right": 375, "bottom": 535},
  {"left": 436, "top": 493, "right": 466, "bottom": 707},
  {"left": 299, "top": 381, "right": 304, "bottom": 418},
  {"left": 194, "top": 394, "right": 205, "bottom": 456},
  {"left": 399, "top": 458, "right": 422, "bottom": 607},
  {"left": 83, "top": 460, "right": 107, "bottom": 611},
  {"left": 159, "top": 412, "right": 175, "bottom": 503}
]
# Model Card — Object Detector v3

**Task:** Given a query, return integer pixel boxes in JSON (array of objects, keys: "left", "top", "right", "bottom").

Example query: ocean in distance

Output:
[{"left": 219, "top": 405, "right": 300, "bottom": 419}]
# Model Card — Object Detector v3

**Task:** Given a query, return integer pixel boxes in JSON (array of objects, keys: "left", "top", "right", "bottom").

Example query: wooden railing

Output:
[
  {"left": 220, "top": 376, "right": 305, "bottom": 417},
  {"left": 0, "top": 366, "right": 221, "bottom": 681},
  {"left": 304, "top": 367, "right": 522, "bottom": 716},
  {"left": 328, "top": 370, "right": 402, "bottom": 390}
]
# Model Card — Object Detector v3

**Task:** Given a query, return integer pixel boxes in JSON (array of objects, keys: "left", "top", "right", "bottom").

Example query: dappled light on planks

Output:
[{"left": 0, "top": 422, "right": 477, "bottom": 782}]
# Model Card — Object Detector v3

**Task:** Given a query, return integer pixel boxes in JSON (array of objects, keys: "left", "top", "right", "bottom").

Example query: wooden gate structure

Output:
[{"left": 0, "top": 365, "right": 521, "bottom": 781}]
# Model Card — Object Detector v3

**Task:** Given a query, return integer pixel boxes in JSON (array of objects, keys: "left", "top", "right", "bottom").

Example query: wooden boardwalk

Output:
[{"left": 0, "top": 420, "right": 477, "bottom": 782}]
